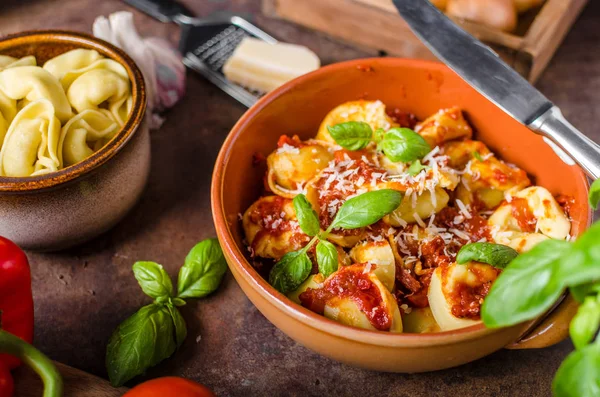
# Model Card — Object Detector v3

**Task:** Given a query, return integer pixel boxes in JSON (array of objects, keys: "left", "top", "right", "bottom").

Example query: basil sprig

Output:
[
  {"left": 326, "top": 122, "right": 431, "bottom": 163},
  {"left": 269, "top": 190, "right": 402, "bottom": 293},
  {"left": 407, "top": 160, "right": 429, "bottom": 177},
  {"left": 456, "top": 242, "right": 519, "bottom": 269},
  {"left": 106, "top": 238, "right": 227, "bottom": 387},
  {"left": 481, "top": 184, "right": 600, "bottom": 397},
  {"left": 589, "top": 179, "right": 600, "bottom": 210}
]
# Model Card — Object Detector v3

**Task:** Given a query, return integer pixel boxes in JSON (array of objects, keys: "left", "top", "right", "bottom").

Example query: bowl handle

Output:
[{"left": 505, "top": 295, "right": 579, "bottom": 349}]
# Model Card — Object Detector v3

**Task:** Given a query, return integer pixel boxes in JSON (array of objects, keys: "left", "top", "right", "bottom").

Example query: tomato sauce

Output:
[
  {"left": 299, "top": 264, "right": 392, "bottom": 331},
  {"left": 314, "top": 154, "right": 386, "bottom": 234},
  {"left": 248, "top": 197, "right": 309, "bottom": 255},
  {"left": 277, "top": 135, "right": 306, "bottom": 149},
  {"left": 556, "top": 195, "right": 575, "bottom": 220},
  {"left": 386, "top": 108, "right": 419, "bottom": 129},
  {"left": 443, "top": 265, "right": 500, "bottom": 319},
  {"left": 510, "top": 197, "right": 537, "bottom": 232}
]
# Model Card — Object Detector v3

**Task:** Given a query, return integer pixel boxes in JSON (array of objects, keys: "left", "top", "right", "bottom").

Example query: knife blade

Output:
[{"left": 392, "top": 0, "right": 600, "bottom": 179}]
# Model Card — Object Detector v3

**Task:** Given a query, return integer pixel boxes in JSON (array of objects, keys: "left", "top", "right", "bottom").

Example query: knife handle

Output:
[
  {"left": 123, "top": 0, "right": 194, "bottom": 24},
  {"left": 531, "top": 106, "right": 600, "bottom": 180}
]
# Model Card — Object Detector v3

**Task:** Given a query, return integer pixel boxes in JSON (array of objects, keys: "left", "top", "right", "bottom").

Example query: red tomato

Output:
[
  {"left": 123, "top": 377, "right": 215, "bottom": 397},
  {"left": 0, "top": 361, "right": 14, "bottom": 397}
]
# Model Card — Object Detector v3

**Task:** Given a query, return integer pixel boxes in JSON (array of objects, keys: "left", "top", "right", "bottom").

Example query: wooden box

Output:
[{"left": 262, "top": 0, "right": 589, "bottom": 83}]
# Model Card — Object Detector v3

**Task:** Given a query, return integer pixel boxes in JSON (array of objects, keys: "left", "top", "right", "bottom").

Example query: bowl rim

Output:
[
  {"left": 212, "top": 57, "right": 591, "bottom": 347},
  {"left": 0, "top": 30, "right": 146, "bottom": 192}
]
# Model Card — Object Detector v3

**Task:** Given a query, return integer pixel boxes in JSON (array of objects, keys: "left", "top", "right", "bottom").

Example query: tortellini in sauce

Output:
[
  {"left": 267, "top": 137, "right": 334, "bottom": 197},
  {"left": 0, "top": 49, "right": 133, "bottom": 177},
  {"left": 292, "top": 264, "right": 403, "bottom": 332},
  {"left": 428, "top": 262, "right": 499, "bottom": 331},
  {"left": 243, "top": 100, "right": 574, "bottom": 334},
  {"left": 316, "top": 100, "right": 396, "bottom": 143},
  {"left": 242, "top": 195, "right": 310, "bottom": 260}
]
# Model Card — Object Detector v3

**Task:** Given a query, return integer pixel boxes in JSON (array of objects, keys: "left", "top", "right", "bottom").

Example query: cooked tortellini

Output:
[
  {"left": 0, "top": 55, "right": 36, "bottom": 70},
  {"left": 0, "top": 99, "right": 62, "bottom": 177},
  {"left": 349, "top": 240, "right": 396, "bottom": 291},
  {"left": 0, "top": 49, "right": 133, "bottom": 177},
  {"left": 385, "top": 187, "right": 450, "bottom": 226},
  {"left": 61, "top": 110, "right": 119, "bottom": 166},
  {"left": 415, "top": 107, "right": 472, "bottom": 147},
  {"left": 489, "top": 186, "right": 571, "bottom": 240},
  {"left": 267, "top": 137, "right": 334, "bottom": 197},
  {"left": 242, "top": 195, "right": 310, "bottom": 260},
  {"left": 316, "top": 100, "right": 396, "bottom": 143},
  {"left": 243, "top": 100, "right": 574, "bottom": 334},
  {"left": 292, "top": 264, "right": 403, "bottom": 332},
  {"left": 428, "top": 262, "right": 499, "bottom": 331}
]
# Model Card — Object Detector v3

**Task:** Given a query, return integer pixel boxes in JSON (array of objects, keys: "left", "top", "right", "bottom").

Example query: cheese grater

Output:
[{"left": 124, "top": 0, "right": 277, "bottom": 107}]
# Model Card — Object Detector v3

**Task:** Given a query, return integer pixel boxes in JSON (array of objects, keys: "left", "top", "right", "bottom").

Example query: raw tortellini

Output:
[{"left": 0, "top": 49, "right": 132, "bottom": 177}]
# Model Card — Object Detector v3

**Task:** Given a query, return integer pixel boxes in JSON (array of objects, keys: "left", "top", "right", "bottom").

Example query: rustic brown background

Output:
[{"left": 1, "top": 0, "right": 599, "bottom": 396}]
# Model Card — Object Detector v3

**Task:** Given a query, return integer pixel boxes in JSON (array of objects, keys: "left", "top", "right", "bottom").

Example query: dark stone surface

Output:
[{"left": 1, "top": 0, "right": 599, "bottom": 395}]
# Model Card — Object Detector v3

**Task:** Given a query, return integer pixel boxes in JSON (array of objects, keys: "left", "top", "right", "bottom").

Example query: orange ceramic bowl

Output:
[{"left": 211, "top": 58, "right": 591, "bottom": 372}]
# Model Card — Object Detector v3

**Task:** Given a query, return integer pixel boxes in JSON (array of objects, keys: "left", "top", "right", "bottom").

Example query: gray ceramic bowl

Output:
[{"left": 0, "top": 31, "right": 150, "bottom": 251}]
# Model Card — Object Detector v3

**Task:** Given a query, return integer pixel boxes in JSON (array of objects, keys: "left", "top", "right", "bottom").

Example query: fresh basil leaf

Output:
[
  {"left": 456, "top": 242, "right": 519, "bottom": 269},
  {"left": 380, "top": 128, "right": 431, "bottom": 162},
  {"left": 373, "top": 128, "right": 385, "bottom": 143},
  {"left": 571, "top": 283, "right": 600, "bottom": 303},
  {"left": 316, "top": 240, "right": 338, "bottom": 277},
  {"left": 293, "top": 194, "right": 320, "bottom": 237},
  {"left": 407, "top": 160, "right": 429, "bottom": 177},
  {"left": 269, "top": 251, "right": 312, "bottom": 294},
  {"left": 327, "top": 122, "right": 373, "bottom": 151},
  {"left": 170, "top": 297, "right": 186, "bottom": 307},
  {"left": 570, "top": 296, "right": 600, "bottom": 350},
  {"left": 331, "top": 189, "right": 403, "bottom": 230},
  {"left": 553, "top": 344, "right": 600, "bottom": 397},
  {"left": 177, "top": 239, "right": 228, "bottom": 299},
  {"left": 132, "top": 261, "right": 174, "bottom": 300},
  {"left": 560, "top": 222, "right": 600, "bottom": 287},
  {"left": 166, "top": 304, "right": 187, "bottom": 348},
  {"left": 589, "top": 179, "right": 600, "bottom": 210},
  {"left": 106, "top": 304, "right": 176, "bottom": 386},
  {"left": 473, "top": 151, "right": 483, "bottom": 162},
  {"left": 481, "top": 239, "right": 571, "bottom": 328}
]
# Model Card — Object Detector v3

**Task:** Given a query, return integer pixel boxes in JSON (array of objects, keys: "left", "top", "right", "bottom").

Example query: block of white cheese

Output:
[{"left": 223, "top": 37, "right": 320, "bottom": 93}]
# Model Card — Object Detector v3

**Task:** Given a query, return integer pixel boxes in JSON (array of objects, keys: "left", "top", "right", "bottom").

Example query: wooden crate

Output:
[{"left": 262, "top": 0, "right": 589, "bottom": 82}]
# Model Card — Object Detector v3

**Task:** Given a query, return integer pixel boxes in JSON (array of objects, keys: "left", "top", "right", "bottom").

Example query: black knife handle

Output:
[{"left": 123, "top": 0, "right": 194, "bottom": 23}]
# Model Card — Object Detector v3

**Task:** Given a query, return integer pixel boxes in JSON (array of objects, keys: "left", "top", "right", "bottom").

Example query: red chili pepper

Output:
[
  {"left": 0, "top": 361, "right": 14, "bottom": 397},
  {"left": 0, "top": 237, "right": 34, "bottom": 369},
  {"left": 123, "top": 377, "right": 216, "bottom": 397}
]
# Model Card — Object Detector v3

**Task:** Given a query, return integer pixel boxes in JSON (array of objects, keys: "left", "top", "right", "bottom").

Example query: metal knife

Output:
[{"left": 392, "top": 0, "right": 600, "bottom": 180}]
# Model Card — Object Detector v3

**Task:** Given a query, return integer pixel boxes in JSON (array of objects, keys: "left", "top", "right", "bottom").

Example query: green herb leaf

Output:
[
  {"left": 166, "top": 304, "right": 187, "bottom": 348},
  {"left": 293, "top": 194, "right": 320, "bottom": 237},
  {"left": 559, "top": 222, "right": 600, "bottom": 287},
  {"left": 407, "top": 160, "right": 429, "bottom": 177},
  {"left": 570, "top": 296, "right": 600, "bottom": 350},
  {"left": 571, "top": 283, "right": 600, "bottom": 303},
  {"left": 553, "top": 344, "right": 600, "bottom": 397},
  {"left": 106, "top": 304, "right": 177, "bottom": 387},
  {"left": 456, "top": 242, "right": 519, "bottom": 269},
  {"left": 330, "top": 189, "right": 403, "bottom": 230},
  {"left": 132, "top": 261, "right": 174, "bottom": 300},
  {"left": 327, "top": 122, "right": 373, "bottom": 151},
  {"left": 481, "top": 239, "right": 571, "bottom": 328},
  {"left": 380, "top": 128, "right": 431, "bottom": 162},
  {"left": 473, "top": 151, "right": 484, "bottom": 162},
  {"left": 589, "top": 179, "right": 600, "bottom": 210},
  {"left": 177, "top": 239, "right": 228, "bottom": 299},
  {"left": 316, "top": 240, "right": 338, "bottom": 277},
  {"left": 269, "top": 251, "right": 312, "bottom": 294}
]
